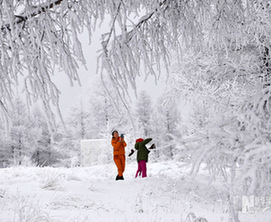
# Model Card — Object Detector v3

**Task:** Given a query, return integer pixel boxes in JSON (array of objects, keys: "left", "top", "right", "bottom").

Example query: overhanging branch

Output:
[
  {"left": 126, "top": 0, "right": 168, "bottom": 42},
  {"left": 1, "top": 0, "right": 64, "bottom": 31}
]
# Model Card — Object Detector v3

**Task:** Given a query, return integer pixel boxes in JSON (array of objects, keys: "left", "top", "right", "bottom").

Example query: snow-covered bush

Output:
[
  {"left": 40, "top": 169, "right": 65, "bottom": 191},
  {"left": 13, "top": 194, "right": 51, "bottom": 222}
]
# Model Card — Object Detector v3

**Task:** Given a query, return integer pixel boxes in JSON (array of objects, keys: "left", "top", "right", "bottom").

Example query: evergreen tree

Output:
[
  {"left": 87, "top": 85, "right": 115, "bottom": 138},
  {"left": 9, "top": 97, "right": 36, "bottom": 165},
  {"left": 61, "top": 99, "right": 93, "bottom": 166},
  {"left": 0, "top": 120, "right": 12, "bottom": 167},
  {"left": 153, "top": 95, "right": 179, "bottom": 160},
  {"left": 87, "top": 76, "right": 132, "bottom": 138},
  {"left": 66, "top": 100, "right": 92, "bottom": 140},
  {"left": 135, "top": 91, "right": 153, "bottom": 138},
  {"left": 30, "top": 107, "right": 61, "bottom": 166}
]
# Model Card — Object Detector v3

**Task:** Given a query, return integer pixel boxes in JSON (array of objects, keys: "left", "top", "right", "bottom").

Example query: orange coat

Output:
[{"left": 111, "top": 137, "right": 127, "bottom": 155}]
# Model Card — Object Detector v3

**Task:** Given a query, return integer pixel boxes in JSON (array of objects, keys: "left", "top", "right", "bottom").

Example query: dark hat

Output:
[{"left": 112, "top": 130, "right": 118, "bottom": 136}]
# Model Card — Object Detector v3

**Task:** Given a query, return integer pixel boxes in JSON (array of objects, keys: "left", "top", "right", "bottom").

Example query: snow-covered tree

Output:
[
  {"left": 9, "top": 97, "right": 36, "bottom": 165},
  {"left": 2, "top": 1, "right": 269, "bottom": 122},
  {"left": 0, "top": 0, "right": 89, "bottom": 125},
  {"left": 134, "top": 91, "right": 153, "bottom": 138},
  {"left": 52, "top": 124, "right": 79, "bottom": 167},
  {"left": 61, "top": 100, "right": 92, "bottom": 164},
  {"left": 0, "top": 121, "right": 12, "bottom": 167},
  {"left": 86, "top": 80, "right": 121, "bottom": 139},
  {"left": 162, "top": 20, "right": 271, "bottom": 220},
  {"left": 66, "top": 100, "right": 92, "bottom": 140},
  {"left": 152, "top": 94, "right": 180, "bottom": 160},
  {"left": 30, "top": 107, "right": 60, "bottom": 166}
]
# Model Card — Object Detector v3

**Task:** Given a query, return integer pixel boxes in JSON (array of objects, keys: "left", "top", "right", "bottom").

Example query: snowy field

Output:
[{"left": 0, "top": 160, "right": 270, "bottom": 222}]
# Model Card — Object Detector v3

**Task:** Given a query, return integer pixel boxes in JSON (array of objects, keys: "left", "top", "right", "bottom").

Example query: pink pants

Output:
[{"left": 135, "top": 160, "right": 147, "bottom": 178}]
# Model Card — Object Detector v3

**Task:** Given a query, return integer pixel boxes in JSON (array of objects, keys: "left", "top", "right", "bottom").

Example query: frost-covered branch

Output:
[
  {"left": 2, "top": 0, "right": 64, "bottom": 30},
  {"left": 0, "top": 0, "right": 94, "bottom": 127},
  {"left": 1, "top": 0, "right": 271, "bottom": 133}
]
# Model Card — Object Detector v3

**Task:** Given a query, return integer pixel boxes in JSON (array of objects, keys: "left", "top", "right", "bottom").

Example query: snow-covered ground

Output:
[{"left": 0, "top": 160, "right": 269, "bottom": 222}]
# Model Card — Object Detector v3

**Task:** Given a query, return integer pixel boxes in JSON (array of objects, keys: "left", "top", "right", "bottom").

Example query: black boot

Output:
[
  {"left": 116, "top": 175, "right": 120, "bottom": 180},
  {"left": 119, "top": 175, "right": 124, "bottom": 180}
]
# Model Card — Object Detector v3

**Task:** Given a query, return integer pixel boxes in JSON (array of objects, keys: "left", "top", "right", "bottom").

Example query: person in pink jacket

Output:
[{"left": 133, "top": 138, "right": 155, "bottom": 178}]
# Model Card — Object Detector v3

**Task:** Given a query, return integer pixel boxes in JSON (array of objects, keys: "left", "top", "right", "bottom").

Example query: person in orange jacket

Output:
[{"left": 111, "top": 130, "right": 127, "bottom": 180}]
